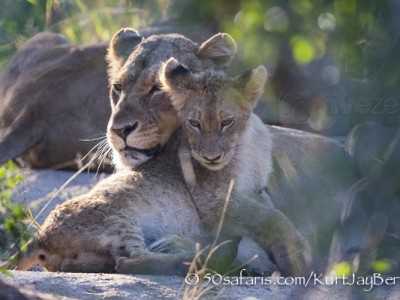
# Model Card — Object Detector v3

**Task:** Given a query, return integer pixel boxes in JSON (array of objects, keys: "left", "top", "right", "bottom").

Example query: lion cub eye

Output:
[
  {"left": 221, "top": 119, "right": 234, "bottom": 129},
  {"left": 113, "top": 84, "right": 123, "bottom": 95},
  {"left": 188, "top": 119, "right": 201, "bottom": 129}
]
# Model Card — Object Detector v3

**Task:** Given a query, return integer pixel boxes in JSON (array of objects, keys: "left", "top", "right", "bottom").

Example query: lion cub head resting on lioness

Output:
[
  {"left": 160, "top": 58, "right": 272, "bottom": 194},
  {"left": 106, "top": 28, "right": 237, "bottom": 169}
]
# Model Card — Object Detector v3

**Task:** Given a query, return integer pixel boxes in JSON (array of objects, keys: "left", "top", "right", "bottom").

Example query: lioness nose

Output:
[
  {"left": 113, "top": 122, "right": 138, "bottom": 141},
  {"left": 202, "top": 154, "right": 222, "bottom": 162}
]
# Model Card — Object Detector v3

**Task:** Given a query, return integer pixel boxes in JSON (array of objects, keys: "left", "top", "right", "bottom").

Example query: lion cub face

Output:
[
  {"left": 161, "top": 58, "right": 267, "bottom": 171},
  {"left": 106, "top": 28, "right": 237, "bottom": 169}
]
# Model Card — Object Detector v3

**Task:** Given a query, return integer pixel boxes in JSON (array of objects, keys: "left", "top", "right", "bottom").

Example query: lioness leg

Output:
[
  {"left": 115, "top": 251, "right": 192, "bottom": 276},
  {"left": 229, "top": 198, "right": 311, "bottom": 276},
  {"left": 149, "top": 234, "right": 243, "bottom": 275}
]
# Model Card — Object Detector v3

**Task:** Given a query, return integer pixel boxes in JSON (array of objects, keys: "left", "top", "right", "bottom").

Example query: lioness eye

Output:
[
  {"left": 149, "top": 84, "right": 161, "bottom": 96},
  {"left": 113, "top": 84, "right": 123, "bottom": 95},
  {"left": 221, "top": 119, "right": 234, "bottom": 128},
  {"left": 188, "top": 119, "right": 201, "bottom": 129}
]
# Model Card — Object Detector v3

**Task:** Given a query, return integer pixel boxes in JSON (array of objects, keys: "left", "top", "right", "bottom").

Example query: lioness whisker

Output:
[
  {"left": 78, "top": 137, "right": 108, "bottom": 165},
  {"left": 96, "top": 141, "right": 112, "bottom": 161},
  {"left": 96, "top": 147, "right": 113, "bottom": 175},
  {"left": 79, "top": 132, "right": 107, "bottom": 142}
]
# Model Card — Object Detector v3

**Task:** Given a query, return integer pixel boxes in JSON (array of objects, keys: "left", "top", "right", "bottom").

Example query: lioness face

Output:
[
  {"left": 107, "top": 28, "right": 237, "bottom": 169},
  {"left": 161, "top": 58, "right": 267, "bottom": 171}
]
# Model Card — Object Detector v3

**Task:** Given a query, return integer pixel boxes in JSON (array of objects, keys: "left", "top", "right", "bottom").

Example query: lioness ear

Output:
[
  {"left": 160, "top": 57, "right": 194, "bottom": 112},
  {"left": 107, "top": 28, "right": 143, "bottom": 74},
  {"left": 198, "top": 33, "right": 237, "bottom": 67},
  {"left": 236, "top": 65, "right": 268, "bottom": 108}
]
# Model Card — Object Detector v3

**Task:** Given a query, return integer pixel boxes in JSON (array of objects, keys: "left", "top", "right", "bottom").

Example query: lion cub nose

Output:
[
  {"left": 112, "top": 122, "right": 139, "bottom": 141},
  {"left": 202, "top": 153, "right": 222, "bottom": 162}
]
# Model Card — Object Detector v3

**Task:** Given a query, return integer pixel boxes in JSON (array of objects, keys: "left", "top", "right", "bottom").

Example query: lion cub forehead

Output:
[
  {"left": 192, "top": 73, "right": 244, "bottom": 107},
  {"left": 186, "top": 83, "right": 244, "bottom": 121}
]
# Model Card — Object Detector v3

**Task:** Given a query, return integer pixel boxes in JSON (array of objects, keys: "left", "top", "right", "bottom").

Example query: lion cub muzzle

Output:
[{"left": 196, "top": 151, "right": 230, "bottom": 171}]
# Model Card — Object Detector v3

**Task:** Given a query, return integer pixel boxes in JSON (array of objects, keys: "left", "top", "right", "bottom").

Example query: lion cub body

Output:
[
  {"left": 17, "top": 139, "right": 203, "bottom": 274},
  {"left": 160, "top": 60, "right": 311, "bottom": 275}
]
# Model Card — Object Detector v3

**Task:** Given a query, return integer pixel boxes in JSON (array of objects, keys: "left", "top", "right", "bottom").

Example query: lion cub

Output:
[
  {"left": 160, "top": 58, "right": 311, "bottom": 276},
  {"left": 161, "top": 58, "right": 273, "bottom": 200}
]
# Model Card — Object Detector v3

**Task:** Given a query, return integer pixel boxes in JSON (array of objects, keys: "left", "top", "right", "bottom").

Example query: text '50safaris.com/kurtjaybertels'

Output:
[{"left": 185, "top": 270, "right": 400, "bottom": 292}]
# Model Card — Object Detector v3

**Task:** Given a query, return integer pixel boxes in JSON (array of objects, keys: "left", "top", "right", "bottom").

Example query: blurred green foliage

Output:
[
  {"left": 175, "top": 0, "right": 400, "bottom": 134},
  {"left": 0, "top": 161, "right": 30, "bottom": 274},
  {"left": 0, "top": 0, "right": 398, "bottom": 84},
  {"left": 1, "top": 0, "right": 399, "bottom": 132},
  {"left": 1, "top": 0, "right": 398, "bottom": 83},
  {"left": 176, "top": 0, "right": 400, "bottom": 85}
]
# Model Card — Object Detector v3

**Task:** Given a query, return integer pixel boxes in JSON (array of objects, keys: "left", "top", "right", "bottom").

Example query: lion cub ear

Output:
[
  {"left": 198, "top": 33, "right": 237, "bottom": 67},
  {"left": 160, "top": 57, "right": 195, "bottom": 112},
  {"left": 107, "top": 28, "right": 143, "bottom": 73},
  {"left": 236, "top": 65, "right": 268, "bottom": 109}
]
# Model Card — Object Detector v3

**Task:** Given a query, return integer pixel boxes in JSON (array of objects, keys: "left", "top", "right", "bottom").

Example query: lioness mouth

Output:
[{"left": 125, "top": 146, "right": 161, "bottom": 157}]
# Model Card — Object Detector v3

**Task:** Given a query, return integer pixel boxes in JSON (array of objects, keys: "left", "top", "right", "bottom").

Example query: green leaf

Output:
[
  {"left": 0, "top": 267, "right": 13, "bottom": 277},
  {"left": 373, "top": 259, "right": 391, "bottom": 274},
  {"left": 15, "top": 173, "right": 24, "bottom": 183},
  {"left": 291, "top": 36, "right": 315, "bottom": 65},
  {"left": 332, "top": 261, "right": 352, "bottom": 277}
]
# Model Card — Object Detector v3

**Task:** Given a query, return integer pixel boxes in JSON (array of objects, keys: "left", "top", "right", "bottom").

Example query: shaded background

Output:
[{"left": 1, "top": 0, "right": 400, "bottom": 135}]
